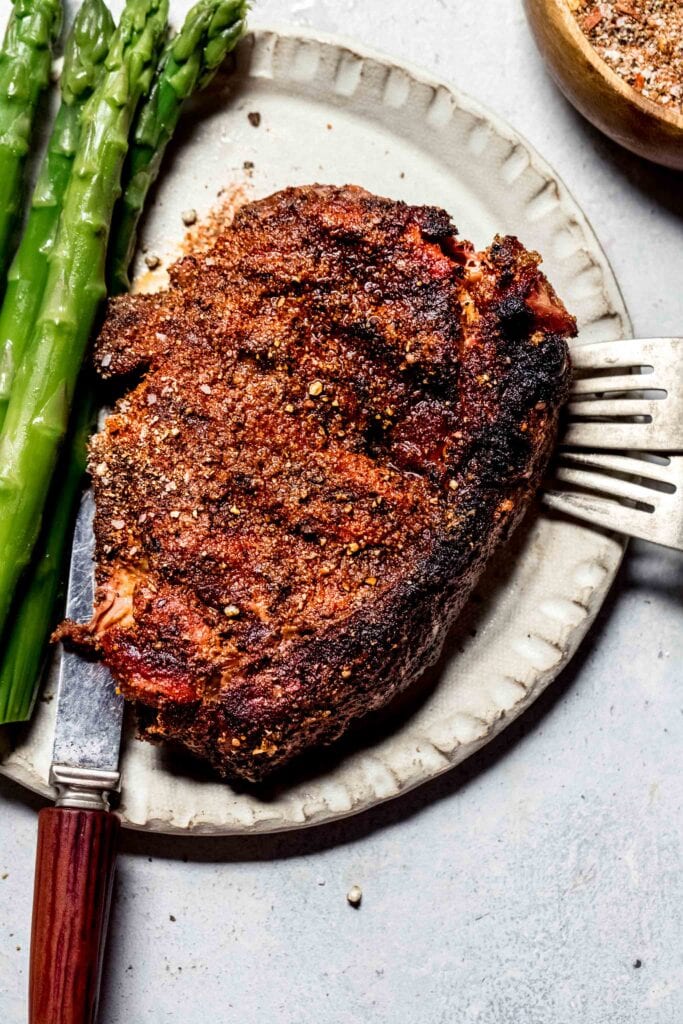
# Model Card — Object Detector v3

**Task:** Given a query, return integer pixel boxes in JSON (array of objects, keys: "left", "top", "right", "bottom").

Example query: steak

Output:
[{"left": 58, "top": 184, "right": 576, "bottom": 782}]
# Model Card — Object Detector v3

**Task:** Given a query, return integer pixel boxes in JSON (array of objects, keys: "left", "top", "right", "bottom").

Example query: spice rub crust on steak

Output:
[{"left": 58, "top": 184, "right": 576, "bottom": 782}]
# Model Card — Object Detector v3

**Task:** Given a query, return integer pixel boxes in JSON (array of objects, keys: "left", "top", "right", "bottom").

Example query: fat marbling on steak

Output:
[{"left": 58, "top": 185, "right": 576, "bottom": 782}]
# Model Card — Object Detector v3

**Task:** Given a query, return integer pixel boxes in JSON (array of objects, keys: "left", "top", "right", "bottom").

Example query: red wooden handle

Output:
[{"left": 29, "top": 806, "right": 120, "bottom": 1024}]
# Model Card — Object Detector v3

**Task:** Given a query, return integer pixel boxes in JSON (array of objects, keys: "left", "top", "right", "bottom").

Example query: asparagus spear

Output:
[
  {"left": 0, "top": 1, "right": 113, "bottom": 723},
  {"left": 0, "top": 0, "right": 114, "bottom": 431},
  {"left": 0, "top": 0, "right": 169, "bottom": 637},
  {"left": 0, "top": 388, "right": 93, "bottom": 723},
  {"left": 0, "top": 0, "right": 62, "bottom": 281},
  {"left": 0, "top": 1, "right": 250, "bottom": 724},
  {"left": 108, "top": 0, "right": 248, "bottom": 294}
]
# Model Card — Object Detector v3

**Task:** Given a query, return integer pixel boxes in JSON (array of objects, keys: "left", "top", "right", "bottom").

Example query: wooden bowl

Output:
[{"left": 523, "top": 0, "right": 683, "bottom": 170}]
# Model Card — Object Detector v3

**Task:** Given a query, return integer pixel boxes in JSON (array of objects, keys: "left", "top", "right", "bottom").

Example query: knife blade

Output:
[{"left": 50, "top": 488, "right": 123, "bottom": 809}]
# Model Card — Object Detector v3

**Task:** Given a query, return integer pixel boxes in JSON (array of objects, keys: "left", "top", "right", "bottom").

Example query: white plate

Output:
[{"left": 0, "top": 26, "right": 629, "bottom": 834}]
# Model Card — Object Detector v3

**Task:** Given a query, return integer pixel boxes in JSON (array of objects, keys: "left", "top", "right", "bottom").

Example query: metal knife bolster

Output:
[
  {"left": 50, "top": 765, "right": 121, "bottom": 811},
  {"left": 50, "top": 491, "right": 124, "bottom": 812}
]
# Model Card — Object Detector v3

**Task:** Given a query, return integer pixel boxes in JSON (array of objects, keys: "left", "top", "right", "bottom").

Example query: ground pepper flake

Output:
[
  {"left": 583, "top": 7, "right": 603, "bottom": 30},
  {"left": 572, "top": 1, "right": 683, "bottom": 112}
]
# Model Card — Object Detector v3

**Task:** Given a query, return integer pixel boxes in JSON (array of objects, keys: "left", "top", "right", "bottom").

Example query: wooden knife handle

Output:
[{"left": 29, "top": 806, "right": 120, "bottom": 1024}]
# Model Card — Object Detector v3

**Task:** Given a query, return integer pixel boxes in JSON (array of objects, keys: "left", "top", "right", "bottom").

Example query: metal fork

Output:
[
  {"left": 563, "top": 337, "right": 683, "bottom": 450},
  {"left": 544, "top": 451, "right": 683, "bottom": 551}
]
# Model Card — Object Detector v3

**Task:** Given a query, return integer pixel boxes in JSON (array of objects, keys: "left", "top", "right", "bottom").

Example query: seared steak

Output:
[{"left": 59, "top": 185, "right": 576, "bottom": 781}]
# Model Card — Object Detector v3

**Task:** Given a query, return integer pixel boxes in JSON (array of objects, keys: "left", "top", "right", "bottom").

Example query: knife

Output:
[{"left": 29, "top": 489, "right": 124, "bottom": 1024}]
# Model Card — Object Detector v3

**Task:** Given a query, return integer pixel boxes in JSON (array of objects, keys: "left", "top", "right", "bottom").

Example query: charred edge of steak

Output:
[{"left": 56, "top": 184, "right": 575, "bottom": 783}]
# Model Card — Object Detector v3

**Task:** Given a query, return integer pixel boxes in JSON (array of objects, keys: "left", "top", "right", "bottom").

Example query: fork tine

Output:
[
  {"left": 552, "top": 465, "right": 664, "bottom": 507},
  {"left": 570, "top": 337, "right": 683, "bottom": 370},
  {"left": 558, "top": 451, "right": 676, "bottom": 486},
  {"left": 542, "top": 489, "right": 683, "bottom": 551},
  {"left": 560, "top": 420, "right": 678, "bottom": 449},
  {"left": 571, "top": 373, "right": 669, "bottom": 395},
  {"left": 566, "top": 397, "right": 662, "bottom": 419}
]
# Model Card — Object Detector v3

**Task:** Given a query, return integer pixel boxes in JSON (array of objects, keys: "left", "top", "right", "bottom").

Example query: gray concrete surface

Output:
[{"left": 1, "top": 1, "right": 682, "bottom": 1021}]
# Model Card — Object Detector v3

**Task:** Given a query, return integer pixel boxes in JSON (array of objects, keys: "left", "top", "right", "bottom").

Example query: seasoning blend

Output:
[
  {"left": 571, "top": 1, "right": 683, "bottom": 112},
  {"left": 523, "top": 0, "right": 683, "bottom": 169}
]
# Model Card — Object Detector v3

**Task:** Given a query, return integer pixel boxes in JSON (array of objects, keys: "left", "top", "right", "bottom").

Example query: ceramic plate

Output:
[{"left": 0, "top": 26, "right": 629, "bottom": 833}]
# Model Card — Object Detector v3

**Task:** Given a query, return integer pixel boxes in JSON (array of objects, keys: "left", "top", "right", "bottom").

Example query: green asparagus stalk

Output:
[
  {"left": 0, "top": 388, "right": 93, "bottom": 722},
  {"left": 107, "top": 0, "right": 248, "bottom": 294},
  {"left": 0, "top": 0, "right": 62, "bottom": 282},
  {"left": 0, "top": 0, "right": 169, "bottom": 638},
  {"left": 0, "top": 0, "right": 114, "bottom": 724},
  {"left": 0, "top": 4, "right": 249, "bottom": 724},
  {"left": 0, "top": 0, "right": 114, "bottom": 431}
]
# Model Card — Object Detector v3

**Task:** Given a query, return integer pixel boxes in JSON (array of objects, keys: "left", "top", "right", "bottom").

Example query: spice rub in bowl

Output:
[
  {"left": 574, "top": 0, "right": 683, "bottom": 113},
  {"left": 524, "top": 0, "right": 683, "bottom": 168}
]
